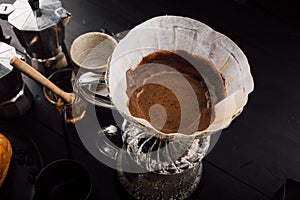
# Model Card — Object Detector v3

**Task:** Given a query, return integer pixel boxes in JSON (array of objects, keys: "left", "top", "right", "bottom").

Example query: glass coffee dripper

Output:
[{"left": 73, "top": 15, "right": 254, "bottom": 199}]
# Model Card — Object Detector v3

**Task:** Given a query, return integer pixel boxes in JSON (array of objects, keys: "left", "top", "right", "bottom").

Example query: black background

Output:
[{"left": 1, "top": 0, "right": 300, "bottom": 199}]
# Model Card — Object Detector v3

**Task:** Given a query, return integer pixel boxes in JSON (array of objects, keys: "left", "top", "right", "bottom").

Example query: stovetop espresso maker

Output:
[
  {"left": 0, "top": 0, "right": 71, "bottom": 76},
  {"left": 0, "top": 42, "right": 33, "bottom": 119}
]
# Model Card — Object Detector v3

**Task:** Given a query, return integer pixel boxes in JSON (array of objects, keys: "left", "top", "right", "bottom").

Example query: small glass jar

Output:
[{"left": 43, "top": 68, "right": 87, "bottom": 123}]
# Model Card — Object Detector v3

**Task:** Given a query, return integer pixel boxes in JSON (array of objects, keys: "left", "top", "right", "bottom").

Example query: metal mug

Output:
[{"left": 33, "top": 159, "right": 92, "bottom": 200}]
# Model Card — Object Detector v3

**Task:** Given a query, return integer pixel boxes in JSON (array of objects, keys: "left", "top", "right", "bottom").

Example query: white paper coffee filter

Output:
[{"left": 109, "top": 15, "right": 254, "bottom": 136}]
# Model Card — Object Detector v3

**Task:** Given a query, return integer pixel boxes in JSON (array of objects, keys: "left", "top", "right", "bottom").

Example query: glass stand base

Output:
[{"left": 117, "top": 157, "right": 203, "bottom": 200}]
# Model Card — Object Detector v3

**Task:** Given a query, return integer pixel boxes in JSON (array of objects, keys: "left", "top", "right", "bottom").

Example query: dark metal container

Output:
[{"left": 0, "top": 42, "right": 33, "bottom": 119}]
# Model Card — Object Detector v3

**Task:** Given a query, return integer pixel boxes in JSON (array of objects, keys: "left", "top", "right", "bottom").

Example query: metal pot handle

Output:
[
  {"left": 0, "top": 3, "right": 14, "bottom": 44},
  {"left": 0, "top": 3, "right": 14, "bottom": 20}
]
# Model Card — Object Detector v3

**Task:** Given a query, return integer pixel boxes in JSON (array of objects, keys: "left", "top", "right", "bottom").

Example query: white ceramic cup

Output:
[{"left": 70, "top": 32, "right": 117, "bottom": 73}]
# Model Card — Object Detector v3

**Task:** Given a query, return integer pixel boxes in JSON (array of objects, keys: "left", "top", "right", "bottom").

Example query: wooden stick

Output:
[{"left": 10, "top": 56, "right": 73, "bottom": 104}]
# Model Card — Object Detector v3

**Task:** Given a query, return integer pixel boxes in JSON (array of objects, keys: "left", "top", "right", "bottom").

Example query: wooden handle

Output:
[{"left": 10, "top": 56, "right": 73, "bottom": 104}]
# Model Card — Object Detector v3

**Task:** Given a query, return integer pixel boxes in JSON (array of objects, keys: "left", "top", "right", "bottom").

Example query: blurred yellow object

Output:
[{"left": 0, "top": 133, "right": 12, "bottom": 188}]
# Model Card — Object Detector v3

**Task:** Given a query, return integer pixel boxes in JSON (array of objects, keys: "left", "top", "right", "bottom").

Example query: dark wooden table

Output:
[{"left": 1, "top": 0, "right": 300, "bottom": 199}]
